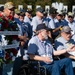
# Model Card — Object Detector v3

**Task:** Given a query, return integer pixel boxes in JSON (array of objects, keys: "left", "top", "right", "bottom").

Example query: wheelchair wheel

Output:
[
  {"left": 18, "top": 64, "right": 38, "bottom": 75},
  {"left": 18, "top": 64, "right": 29, "bottom": 75}
]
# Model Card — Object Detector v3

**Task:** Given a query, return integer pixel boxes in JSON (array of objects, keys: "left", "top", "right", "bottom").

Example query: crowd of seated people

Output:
[{"left": 0, "top": 2, "right": 75, "bottom": 75}]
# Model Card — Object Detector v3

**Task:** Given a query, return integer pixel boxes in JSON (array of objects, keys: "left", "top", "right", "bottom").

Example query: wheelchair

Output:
[
  {"left": 18, "top": 60, "right": 48, "bottom": 75},
  {"left": 17, "top": 59, "right": 75, "bottom": 75}
]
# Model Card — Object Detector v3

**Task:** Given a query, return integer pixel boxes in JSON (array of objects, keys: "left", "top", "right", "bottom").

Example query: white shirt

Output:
[
  {"left": 47, "top": 16, "right": 55, "bottom": 29},
  {"left": 67, "top": 20, "right": 75, "bottom": 35},
  {"left": 31, "top": 16, "right": 43, "bottom": 31},
  {"left": 24, "top": 16, "right": 31, "bottom": 24}
]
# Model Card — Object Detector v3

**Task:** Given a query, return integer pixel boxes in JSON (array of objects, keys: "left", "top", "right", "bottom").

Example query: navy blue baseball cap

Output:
[
  {"left": 36, "top": 23, "right": 51, "bottom": 31},
  {"left": 49, "top": 7, "right": 57, "bottom": 14},
  {"left": 36, "top": 7, "right": 44, "bottom": 13}
]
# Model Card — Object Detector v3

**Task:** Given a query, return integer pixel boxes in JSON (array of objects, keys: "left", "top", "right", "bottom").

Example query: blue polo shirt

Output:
[
  {"left": 28, "top": 36, "right": 55, "bottom": 64},
  {"left": 14, "top": 18, "right": 23, "bottom": 36},
  {"left": 55, "top": 20, "right": 68, "bottom": 28},
  {"left": 54, "top": 36, "right": 75, "bottom": 56}
]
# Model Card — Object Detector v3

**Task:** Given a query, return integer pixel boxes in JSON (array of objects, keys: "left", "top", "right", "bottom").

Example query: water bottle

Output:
[
  {"left": 42, "top": 54, "right": 53, "bottom": 64},
  {"left": 47, "top": 54, "right": 53, "bottom": 61}
]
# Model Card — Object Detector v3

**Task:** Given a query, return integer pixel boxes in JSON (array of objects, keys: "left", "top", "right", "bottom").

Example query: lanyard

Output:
[
  {"left": 41, "top": 41, "right": 46, "bottom": 55},
  {"left": 40, "top": 40, "right": 50, "bottom": 56}
]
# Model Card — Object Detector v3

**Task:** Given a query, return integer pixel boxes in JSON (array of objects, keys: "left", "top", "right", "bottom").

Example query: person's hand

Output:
[
  {"left": 66, "top": 45, "right": 75, "bottom": 52},
  {"left": 23, "top": 33, "right": 28, "bottom": 42},
  {"left": 42, "top": 56, "right": 52, "bottom": 63},
  {"left": 47, "top": 31, "right": 52, "bottom": 38},
  {"left": 33, "top": 30, "right": 36, "bottom": 33},
  {"left": 59, "top": 25, "right": 63, "bottom": 30},
  {"left": 73, "top": 57, "right": 75, "bottom": 60}
]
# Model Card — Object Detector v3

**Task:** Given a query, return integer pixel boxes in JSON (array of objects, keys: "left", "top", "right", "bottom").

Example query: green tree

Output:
[
  {"left": 62, "top": 0, "right": 75, "bottom": 11},
  {"left": 0, "top": 0, "right": 75, "bottom": 12}
]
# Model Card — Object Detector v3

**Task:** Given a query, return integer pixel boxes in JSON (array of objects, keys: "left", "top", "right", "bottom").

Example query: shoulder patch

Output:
[{"left": 47, "top": 18, "right": 51, "bottom": 22}]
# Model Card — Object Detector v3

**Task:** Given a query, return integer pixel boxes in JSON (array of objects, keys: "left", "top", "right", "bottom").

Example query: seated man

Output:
[
  {"left": 54, "top": 26, "right": 75, "bottom": 68},
  {"left": 28, "top": 23, "right": 75, "bottom": 75}
]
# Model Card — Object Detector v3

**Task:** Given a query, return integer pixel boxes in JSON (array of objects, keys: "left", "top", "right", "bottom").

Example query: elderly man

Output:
[
  {"left": 47, "top": 7, "right": 63, "bottom": 41},
  {"left": 24, "top": 9, "right": 32, "bottom": 25},
  {"left": 0, "top": 2, "right": 27, "bottom": 75},
  {"left": 54, "top": 26, "right": 75, "bottom": 71},
  {"left": 0, "top": 2, "right": 17, "bottom": 75},
  {"left": 67, "top": 12, "right": 75, "bottom": 35},
  {"left": 31, "top": 7, "right": 44, "bottom": 35},
  {"left": 13, "top": 9, "right": 28, "bottom": 75},
  {"left": 55, "top": 12, "right": 68, "bottom": 27},
  {"left": 28, "top": 23, "right": 75, "bottom": 75}
]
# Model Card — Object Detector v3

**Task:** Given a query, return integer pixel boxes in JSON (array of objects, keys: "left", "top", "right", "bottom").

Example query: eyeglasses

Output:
[
  {"left": 65, "top": 32, "right": 71, "bottom": 34},
  {"left": 41, "top": 29, "right": 47, "bottom": 32},
  {"left": 57, "top": 14, "right": 62, "bottom": 16},
  {"left": 28, "top": 14, "right": 31, "bottom": 16},
  {"left": 68, "top": 16, "right": 73, "bottom": 18},
  {"left": 9, "top": 8, "right": 14, "bottom": 11}
]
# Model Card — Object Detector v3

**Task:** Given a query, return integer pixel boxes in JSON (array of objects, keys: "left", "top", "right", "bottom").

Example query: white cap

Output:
[{"left": 68, "top": 12, "right": 74, "bottom": 17}]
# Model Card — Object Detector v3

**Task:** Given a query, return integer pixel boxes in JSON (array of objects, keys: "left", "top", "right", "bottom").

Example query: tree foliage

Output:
[{"left": 0, "top": 0, "right": 75, "bottom": 11}]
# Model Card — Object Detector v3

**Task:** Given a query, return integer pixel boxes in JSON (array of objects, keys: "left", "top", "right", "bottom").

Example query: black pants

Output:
[
  {"left": 12, "top": 57, "right": 23, "bottom": 75},
  {"left": 0, "top": 66, "right": 3, "bottom": 75}
]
